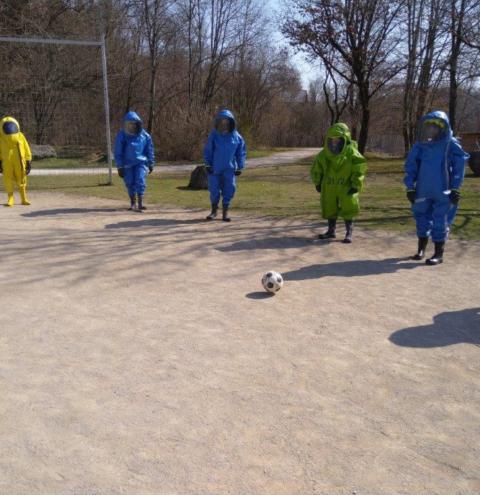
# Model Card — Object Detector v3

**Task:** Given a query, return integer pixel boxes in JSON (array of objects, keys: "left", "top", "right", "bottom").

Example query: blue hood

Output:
[
  {"left": 123, "top": 111, "right": 143, "bottom": 124},
  {"left": 405, "top": 109, "right": 468, "bottom": 196},
  {"left": 418, "top": 110, "right": 452, "bottom": 144},
  {"left": 215, "top": 109, "right": 236, "bottom": 130}
]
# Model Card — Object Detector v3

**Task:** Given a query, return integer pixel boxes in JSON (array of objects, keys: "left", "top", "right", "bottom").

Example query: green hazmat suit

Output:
[{"left": 310, "top": 123, "right": 367, "bottom": 220}]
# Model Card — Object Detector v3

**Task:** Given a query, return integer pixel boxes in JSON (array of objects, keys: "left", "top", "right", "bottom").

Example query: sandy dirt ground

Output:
[{"left": 0, "top": 192, "right": 479, "bottom": 495}]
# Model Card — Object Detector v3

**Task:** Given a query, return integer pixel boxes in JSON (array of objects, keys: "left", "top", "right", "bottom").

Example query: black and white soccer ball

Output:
[{"left": 261, "top": 271, "right": 284, "bottom": 293}]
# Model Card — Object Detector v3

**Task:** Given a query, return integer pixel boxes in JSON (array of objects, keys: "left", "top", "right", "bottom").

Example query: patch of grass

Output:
[
  {"left": 32, "top": 158, "right": 105, "bottom": 169},
  {"left": 8, "top": 157, "right": 480, "bottom": 240}
]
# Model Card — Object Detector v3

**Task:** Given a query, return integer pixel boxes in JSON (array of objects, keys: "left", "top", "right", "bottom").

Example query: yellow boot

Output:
[
  {"left": 6, "top": 193, "right": 14, "bottom": 207},
  {"left": 20, "top": 187, "right": 30, "bottom": 206}
]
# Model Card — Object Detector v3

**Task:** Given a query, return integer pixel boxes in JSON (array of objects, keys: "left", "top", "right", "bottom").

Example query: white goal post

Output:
[{"left": 0, "top": 34, "right": 113, "bottom": 185}]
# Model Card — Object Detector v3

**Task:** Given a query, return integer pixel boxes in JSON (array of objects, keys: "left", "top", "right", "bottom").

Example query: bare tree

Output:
[
  {"left": 130, "top": 0, "right": 176, "bottom": 133},
  {"left": 446, "top": 0, "right": 480, "bottom": 131},
  {"left": 322, "top": 63, "right": 351, "bottom": 126},
  {"left": 401, "top": 0, "right": 448, "bottom": 152},
  {"left": 283, "top": 0, "right": 405, "bottom": 152}
]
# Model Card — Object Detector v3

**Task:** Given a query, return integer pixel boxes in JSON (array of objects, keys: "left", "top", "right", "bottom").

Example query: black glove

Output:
[
  {"left": 26, "top": 161, "right": 31, "bottom": 175},
  {"left": 406, "top": 190, "right": 416, "bottom": 204},
  {"left": 234, "top": 170, "right": 242, "bottom": 176},
  {"left": 148, "top": 164, "right": 154, "bottom": 174},
  {"left": 315, "top": 184, "right": 321, "bottom": 193},
  {"left": 449, "top": 189, "right": 460, "bottom": 205},
  {"left": 118, "top": 168, "right": 125, "bottom": 178},
  {"left": 347, "top": 187, "right": 358, "bottom": 195},
  {"left": 0, "top": 161, "right": 2, "bottom": 174},
  {"left": 205, "top": 165, "right": 213, "bottom": 174}
]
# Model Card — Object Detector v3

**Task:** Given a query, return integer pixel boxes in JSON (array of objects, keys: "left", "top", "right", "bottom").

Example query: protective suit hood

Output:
[
  {"left": 123, "top": 111, "right": 143, "bottom": 124},
  {"left": 215, "top": 109, "right": 236, "bottom": 132},
  {"left": 324, "top": 122, "right": 352, "bottom": 157},
  {"left": 0, "top": 116, "right": 21, "bottom": 137},
  {"left": 418, "top": 110, "right": 452, "bottom": 145}
]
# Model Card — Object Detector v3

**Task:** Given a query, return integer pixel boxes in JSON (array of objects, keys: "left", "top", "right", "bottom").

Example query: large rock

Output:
[
  {"left": 188, "top": 165, "right": 208, "bottom": 190},
  {"left": 31, "top": 144, "right": 57, "bottom": 160},
  {"left": 468, "top": 151, "right": 480, "bottom": 176}
]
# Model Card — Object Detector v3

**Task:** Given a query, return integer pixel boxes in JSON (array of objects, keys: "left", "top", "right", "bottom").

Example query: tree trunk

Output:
[
  {"left": 449, "top": 59, "right": 458, "bottom": 132},
  {"left": 357, "top": 83, "right": 369, "bottom": 153},
  {"left": 147, "top": 63, "right": 157, "bottom": 133}
]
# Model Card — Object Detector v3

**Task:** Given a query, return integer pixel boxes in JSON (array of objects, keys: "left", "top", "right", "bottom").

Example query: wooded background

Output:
[{"left": 0, "top": 0, "right": 479, "bottom": 160}]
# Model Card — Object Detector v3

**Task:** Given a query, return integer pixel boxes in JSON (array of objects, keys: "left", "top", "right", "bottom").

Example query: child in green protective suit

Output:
[{"left": 311, "top": 123, "right": 367, "bottom": 243}]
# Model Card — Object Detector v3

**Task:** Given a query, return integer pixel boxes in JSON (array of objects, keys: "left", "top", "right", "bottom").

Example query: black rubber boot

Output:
[
  {"left": 412, "top": 237, "right": 428, "bottom": 260},
  {"left": 206, "top": 204, "right": 218, "bottom": 220},
  {"left": 222, "top": 205, "right": 231, "bottom": 222},
  {"left": 342, "top": 220, "right": 353, "bottom": 244},
  {"left": 128, "top": 195, "right": 136, "bottom": 211},
  {"left": 426, "top": 242, "right": 445, "bottom": 265},
  {"left": 318, "top": 219, "right": 337, "bottom": 239},
  {"left": 137, "top": 195, "right": 146, "bottom": 211}
]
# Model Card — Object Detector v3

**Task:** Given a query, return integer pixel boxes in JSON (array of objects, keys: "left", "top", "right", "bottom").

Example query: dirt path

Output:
[
  {"left": 0, "top": 192, "right": 479, "bottom": 495},
  {"left": 31, "top": 148, "right": 321, "bottom": 176}
]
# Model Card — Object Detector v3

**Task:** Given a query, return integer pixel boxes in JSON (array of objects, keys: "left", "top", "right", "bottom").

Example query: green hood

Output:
[{"left": 324, "top": 123, "right": 351, "bottom": 157}]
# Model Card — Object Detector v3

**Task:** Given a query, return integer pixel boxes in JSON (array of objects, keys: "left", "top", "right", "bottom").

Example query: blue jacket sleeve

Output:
[
  {"left": 235, "top": 133, "right": 247, "bottom": 170},
  {"left": 114, "top": 132, "right": 125, "bottom": 169},
  {"left": 449, "top": 140, "right": 468, "bottom": 190},
  {"left": 203, "top": 132, "right": 215, "bottom": 166},
  {"left": 404, "top": 144, "right": 420, "bottom": 190},
  {"left": 145, "top": 133, "right": 155, "bottom": 166}
]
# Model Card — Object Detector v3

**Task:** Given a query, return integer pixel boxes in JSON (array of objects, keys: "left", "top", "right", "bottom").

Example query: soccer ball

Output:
[{"left": 262, "top": 271, "right": 284, "bottom": 293}]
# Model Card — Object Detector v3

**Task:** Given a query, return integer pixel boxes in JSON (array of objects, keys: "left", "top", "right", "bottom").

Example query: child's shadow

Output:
[
  {"left": 390, "top": 308, "right": 480, "bottom": 348},
  {"left": 283, "top": 257, "right": 420, "bottom": 281}
]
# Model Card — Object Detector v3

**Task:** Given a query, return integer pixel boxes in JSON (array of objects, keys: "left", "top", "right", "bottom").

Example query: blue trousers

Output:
[
  {"left": 123, "top": 164, "right": 148, "bottom": 196},
  {"left": 412, "top": 195, "right": 455, "bottom": 242},
  {"left": 208, "top": 171, "right": 236, "bottom": 207},
  {"left": 447, "top": 204, "right": 458, "bottom": 227}
]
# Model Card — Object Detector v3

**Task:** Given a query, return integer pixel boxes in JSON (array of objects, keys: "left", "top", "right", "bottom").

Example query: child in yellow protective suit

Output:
[{"left": 0, "top": 116, "right": 32, "bottom": 206}]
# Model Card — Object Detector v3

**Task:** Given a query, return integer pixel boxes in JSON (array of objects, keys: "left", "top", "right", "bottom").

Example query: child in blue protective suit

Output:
[
  {"left": 404, "top": 110, "right": 469, "bottom": 265},
  {"left": 203, "top": 109, "right": 247, "bottom": 222},
  {"left": 114, "top": 111, "right": 155, "bottom": 212}
]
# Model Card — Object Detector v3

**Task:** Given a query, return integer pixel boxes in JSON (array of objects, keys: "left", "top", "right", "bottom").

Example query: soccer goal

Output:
[{"left": 0, "top": 35, "right": 113, "bottom": 187}]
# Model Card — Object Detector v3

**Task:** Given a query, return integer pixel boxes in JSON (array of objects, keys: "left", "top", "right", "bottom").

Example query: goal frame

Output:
[{"left": 0, "top": 34, "right": 114, "bottom": 185}]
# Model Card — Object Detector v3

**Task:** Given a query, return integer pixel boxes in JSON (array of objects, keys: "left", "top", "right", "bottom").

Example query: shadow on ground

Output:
[
  {"left": 22, "top": 208, "right": 118, "bottom": 217},
  {"left": 283, "top": 257, "right": 420, "bottom": 281},
  {"left": 218, "top": 236, "right": 312, "bottom": 251},
  {"left": 245, "top": 291, "right": 275, "bottom": 300},
  {"left": 389, "top": 308, "right": 480, "bottom": 348},
  {"left": 105, "top": 218, "right": 207, "bottom": 229}
]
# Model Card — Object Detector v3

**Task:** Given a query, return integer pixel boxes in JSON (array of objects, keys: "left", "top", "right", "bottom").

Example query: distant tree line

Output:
[{"left": 0, "top": 0, "right": 479, "bottom": 159}]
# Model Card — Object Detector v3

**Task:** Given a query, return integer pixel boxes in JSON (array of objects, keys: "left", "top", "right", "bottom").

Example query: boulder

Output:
[
  {"left": 188, "top": 165, "right": 208, "bottom": 190},
  {"left": 468, "top": 151, "right": 480, "bottom": 177},
  {"left": 31, "top": 144, "right": 57, "bottom": 160}
]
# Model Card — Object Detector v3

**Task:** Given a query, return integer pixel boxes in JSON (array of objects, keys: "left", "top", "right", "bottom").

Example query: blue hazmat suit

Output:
[
  {"left": 404, "top": 111, "right": 469, "bottom": 242},
  {"left": 203, "top": 109, "right": 247, "bottom": 207},
  {"left": 114, "top": 111, "right": 155, "bottom": 196}
]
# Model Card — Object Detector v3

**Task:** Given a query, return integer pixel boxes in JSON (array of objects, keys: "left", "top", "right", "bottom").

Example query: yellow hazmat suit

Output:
[{"left": 0, "top": 116, "right": 32, "bottom": 206}]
